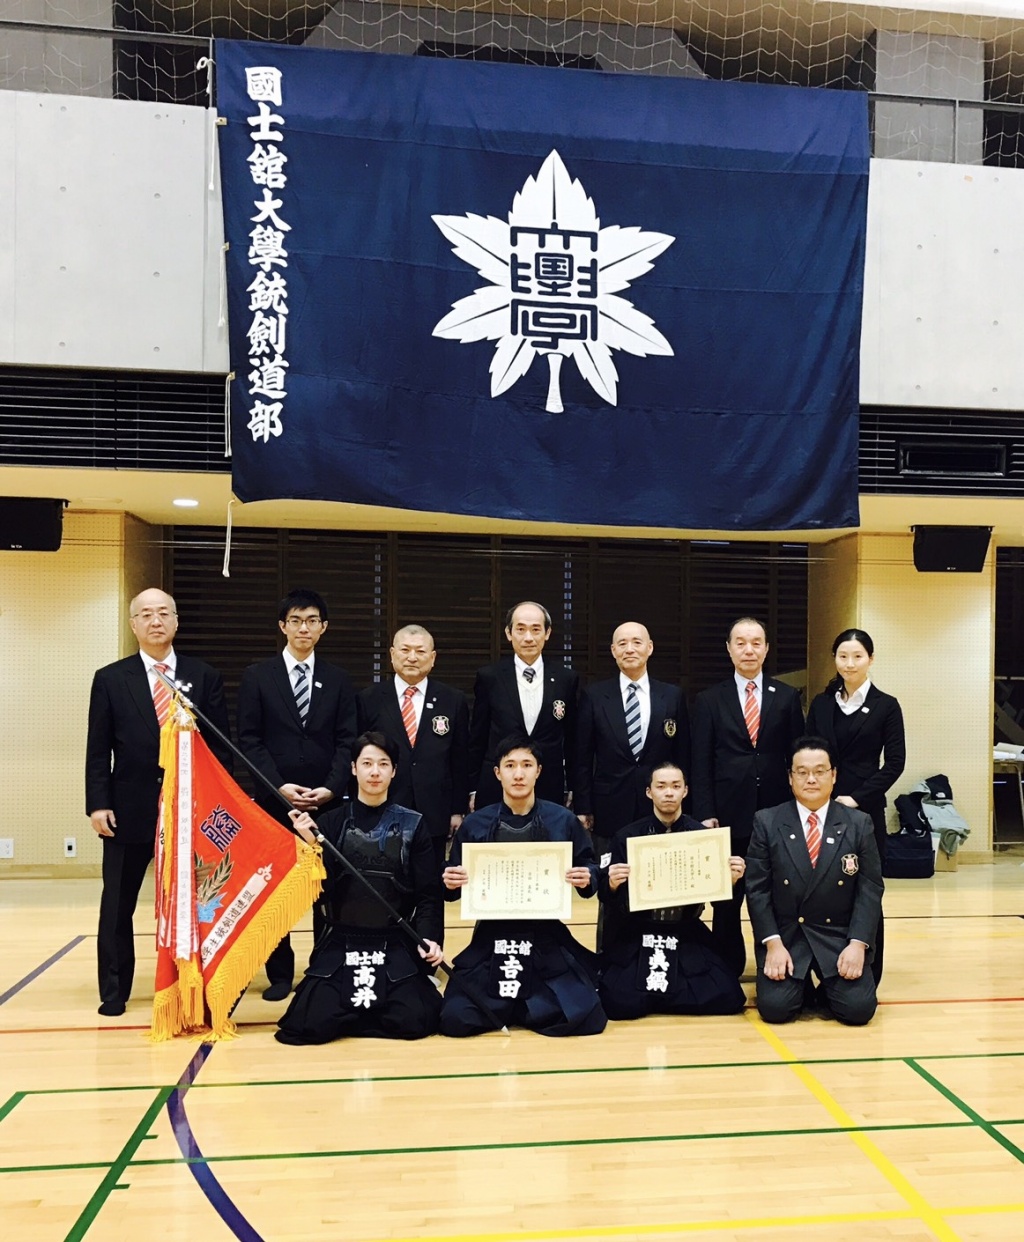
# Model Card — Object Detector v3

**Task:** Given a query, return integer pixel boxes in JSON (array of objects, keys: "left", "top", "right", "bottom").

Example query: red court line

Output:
[{"left": 3, "top": 995, "right": 1023, "bottom": 1036}]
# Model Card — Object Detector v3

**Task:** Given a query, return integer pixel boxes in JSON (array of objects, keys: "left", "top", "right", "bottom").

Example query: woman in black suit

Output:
[{"left": 806, "top": 628, "right": 905, "bottom": 985}]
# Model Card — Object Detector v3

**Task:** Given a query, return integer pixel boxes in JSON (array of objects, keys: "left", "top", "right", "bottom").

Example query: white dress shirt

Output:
[
  {"left": 282, "top": 647, "right": 316, "bottom": 693},
  {"left": 141, "top": 648, "right": 176, "bottom": 693},
  {"left": 619, "top": 671, "right": 651, "bottom": 748},
  {"left": 734, "top": 669, "right": 763, "bottom": 713},
  {"left": 836, "top": 677, "right": 872, "bottom": 715},
  {"left": 515, "top": 654, "right": 544, "bottom": 734},
  {"left": 395, "top": 674, "right": 427, "bottom": 730}
]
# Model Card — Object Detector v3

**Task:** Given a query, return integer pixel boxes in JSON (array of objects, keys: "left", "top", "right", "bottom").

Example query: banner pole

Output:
[{"left": 158, "top": 670, "right": 508, "bottom": 1032}]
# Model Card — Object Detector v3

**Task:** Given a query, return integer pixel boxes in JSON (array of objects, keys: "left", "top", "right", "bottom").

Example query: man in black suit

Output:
[
  {"left": 357, "top": 623, "right": 470, "bottom": 876},
  {"left": 745, "top": 736, "right": 883, "bottom": 1025},
  {"left": 575, "top": 622, "right": 690, "bottom": 854},
  {"left": 236, "top": 588, "right": 357, "bottom": 1000},
  {"left": 86, "top": 587, "right": 232, "bottom": 1017},
  {"left": 468, "top": 601, "right": 579, "bottom": 810},
  {"left": 690, "top": 616, "right": 805, "bottom": 977}
]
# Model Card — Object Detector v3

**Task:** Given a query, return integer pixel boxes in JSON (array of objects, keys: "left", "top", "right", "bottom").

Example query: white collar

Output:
[
  {"left": 619, "top": 671, "right": 649, "bottom": 694},
  {"left": 282, "top": 648, "right": 314, "bottom": 674},
  {"left": 395, "top": 674, "right": 426, "bottom": 696},
  {"left": 140, "top": 648, "right": 176, "bottom": 672},
  {"left": 837, "top": 677, "right": 872, "bottom": 711},
  {"left": 734, "top": 670, "right": 763, "bottom": 692},
  {"left": 514, "top": 654, "right": 544, "bottom": 678}
]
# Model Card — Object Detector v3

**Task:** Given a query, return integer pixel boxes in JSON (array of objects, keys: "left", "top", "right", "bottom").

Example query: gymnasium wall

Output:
[{"left": 0, "top": 90, "right": 1021, "bottom": 413}]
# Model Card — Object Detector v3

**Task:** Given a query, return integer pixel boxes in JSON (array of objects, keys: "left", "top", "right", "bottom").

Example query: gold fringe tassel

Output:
[{"left": 203, "top": 843, "right": 326, "bottom": 1040}]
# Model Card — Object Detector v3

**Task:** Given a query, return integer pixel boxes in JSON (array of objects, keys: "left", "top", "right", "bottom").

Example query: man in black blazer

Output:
[
  {"left": 745, "top": 737, "right": 883, "bottom": 1025},
  {"left": 236, "top": 588, "right": 357, "bottom": 999},
  {"left": 357, "top": 624, "right": 470, "bottom": 875},
  {"left": 86, "top": 587, "right": 232, "bottom": 1017},
  {"left": 690, "top": 616, "right": 805, "bottom": 977},
  {"left": 575, "top": 622, "right": 690, "bottom": 852},
  {"left": 468, "top": 601, "right": 579, "bottom": 810}
]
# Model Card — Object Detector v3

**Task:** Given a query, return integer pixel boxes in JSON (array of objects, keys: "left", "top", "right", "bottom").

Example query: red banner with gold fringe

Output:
[{"left": 151, "top": 703, "right": 325, "bottom": 1040}]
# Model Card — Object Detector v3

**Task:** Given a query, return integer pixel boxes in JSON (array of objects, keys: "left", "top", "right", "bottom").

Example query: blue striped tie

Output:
[
  {"left": 294, "top": 662, "right": 310, "bottom": 722},
  {"left": 625, "top": 682, "right": 642, "bottom": 758}
]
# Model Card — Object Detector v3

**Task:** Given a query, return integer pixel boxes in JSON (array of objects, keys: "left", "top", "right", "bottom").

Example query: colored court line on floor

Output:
[
  {"left": 0, "top": 1118, "right": 1000, "bottom": 1177},
  {"left": 7, "top": 1047, "right": 1024, "bottom": 1098},
  {"left": 62, "top": 1085, "right": 174, "bottom": 1242},
  {"left": 746, "top": 1010, "right": 962, "bottom": 1242},
  {"left": 907, "top": 1058, "right": 1024, "bottom": 1167},
  {"left": 0, "top": 936, "right": 87, "bottom": 1006},
  {"left": 348, "top": 1201, "right": 1024, "bottom": 1242},
  {"left": 0, "top": 1092, "right": 25, "bottom": 1125},
  {"left": 166, "top": 1043, "right": 265, "bottom": 1242}
]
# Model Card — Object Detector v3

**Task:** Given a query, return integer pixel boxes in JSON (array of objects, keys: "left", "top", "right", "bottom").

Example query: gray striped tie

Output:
[
  {"left": 294, "top": 662, "right": 310, "bottom": 722},
  {"left": 625, "top": 682, "right": 642, "bottom": 758}
]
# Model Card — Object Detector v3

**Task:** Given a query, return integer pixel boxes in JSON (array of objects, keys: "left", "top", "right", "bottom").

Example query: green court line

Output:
[
  {"left": 8, "top": 1047, "right": 1024, "bottom": 1099},
  {"left": 0, "top": 1117, "right": 994, "bottom": 1176},
  {"left": 906, "top": 1058, "right": 1024, "bottom": 1167},
  {"left": 0, "top": 1092, "right": 24, "bottom": 1124},
  {"left": 62, "top": 1086, "right": 173, "bottom": 1242}
]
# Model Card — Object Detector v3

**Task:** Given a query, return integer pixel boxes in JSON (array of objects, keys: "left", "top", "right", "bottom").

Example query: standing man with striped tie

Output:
[
  {"left": 86, "top": 587, "right": 232, "bottom": 1017},
  {"left": 574, "top": 622, "right": 690, "bottom": 859},
  {"left": 745, "top": 737, "right": 882, "bottom": 1025},
  {"left": 357, "top": 624, "right": 470, "bottom": 877},
  {"left": 237, "top": 588, "right": 357, "bottom": 1000},
  {"left": 690, "top": 617, "right": 805, "bottom": 977},
  {"left": 468, "top": 601, "right": 580, "bottom": 812}
]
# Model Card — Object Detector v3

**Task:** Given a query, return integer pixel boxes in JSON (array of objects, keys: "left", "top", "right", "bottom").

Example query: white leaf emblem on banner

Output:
[{"left": 432, "top": 150, "right": 674, "bottom": 413}]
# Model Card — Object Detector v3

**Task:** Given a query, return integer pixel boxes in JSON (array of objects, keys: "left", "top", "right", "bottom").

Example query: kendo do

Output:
[
  {"left": 598, "top": 763, "right": 746, "bottom": 1020},
  {"left": 276, "top": 732, "right": 444, "bottom": 1044},
  {"left": 439, "top": 734, "right": 607, "bottom": 1037}
]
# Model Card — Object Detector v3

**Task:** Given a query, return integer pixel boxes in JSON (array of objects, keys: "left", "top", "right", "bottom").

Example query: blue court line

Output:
[
  {"left": 0, "top": 937, "right": 86, "bottom": 1006},
  {"left": 166, "top": 1044, "right": 266, "bottom": 1242}
]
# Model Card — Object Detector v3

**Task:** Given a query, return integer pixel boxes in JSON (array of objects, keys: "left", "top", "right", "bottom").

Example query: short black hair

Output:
[
  {"left": 504, "top": 601, "right": 553, "bottom": 631},
  {"left": 353, "top": 730, "right": 399, "bottom": 768},
  {"left": 647, "top": 761, "right": 687, "bottom": 785},
  {"left": 493, "top": 733, "right": 544, "bottom": 766},
  {"left": 278, "top": 588, "right": 328, "bottom": 624},
  {"left": 727, "top": 615, "right": 769, "bottom": 643},
  {"left": 789, "top": 735, "right": 836, "bottom": 770}
]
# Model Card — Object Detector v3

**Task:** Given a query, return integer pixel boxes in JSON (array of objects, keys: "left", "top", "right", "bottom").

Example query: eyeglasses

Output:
[
  {"left": 284, "top": 616, "right": 323, "bottom": 629},
  {"left": 791, "top": 767, "right": 833, "bottom": 781},
  {"left": 132, "top": 610, "right": 176, "bottom": 624}
]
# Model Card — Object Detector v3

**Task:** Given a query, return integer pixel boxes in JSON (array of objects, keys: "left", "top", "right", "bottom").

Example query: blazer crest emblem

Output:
[
  {"left": 552, "top": 699, "right": 566, "bottom": 720},
  {"left": 431, "top": 714, "right": 450, "bottom": 736},
  {"left": 841, "top": 852, "right": 859, "bottom": 875},
  {"left": 663, "top": 718, "right": 677, "bottom": 738}
]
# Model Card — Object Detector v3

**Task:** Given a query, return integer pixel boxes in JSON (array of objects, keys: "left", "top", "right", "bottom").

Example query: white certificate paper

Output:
[
  {"left": 625, "top": 826, "right": 733, "bottom": 911},
  {"left": 460, "top": 841, "right": 573, "bottom": 920}
]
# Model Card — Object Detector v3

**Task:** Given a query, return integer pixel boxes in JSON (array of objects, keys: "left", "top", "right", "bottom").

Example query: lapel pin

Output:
[
  {"left": 768, "top": 685, "right": 776, "bottom": 693},
  {"left": 789, "top": 833, "right": 796, "bottom": 839},
  {"left": 826, "top": 837, "right": 835, "bottom": 844},
  {"left": 314, "top": 681, "right": 323, "bottom": 689},
  {"left": 861, "top": 706, "right": 870, "bottom": 713},
  {"left": 427, "top": 701, "right": 434, "bottom": 709}
]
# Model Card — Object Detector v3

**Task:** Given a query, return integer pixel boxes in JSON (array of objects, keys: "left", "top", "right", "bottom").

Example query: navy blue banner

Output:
[{"left": 217, "top": 40, "right": 867, "bottom": 530}]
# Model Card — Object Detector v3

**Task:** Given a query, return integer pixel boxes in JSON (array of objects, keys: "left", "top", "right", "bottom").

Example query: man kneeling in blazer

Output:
[{"left": 745, "top": 736, "right": 883, "bottom": 1026}]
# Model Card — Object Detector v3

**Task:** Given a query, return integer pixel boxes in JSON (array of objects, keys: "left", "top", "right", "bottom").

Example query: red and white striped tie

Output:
[
  {"left": 152, "top": 662, "right": 172, "bottom": 726},
  {"left": 806, "top": 811, "right": 821, "bottom": 868},
  {"left": 743, "top": 680, "right": 760, "bottom": 746},
  {"left": 401, "top": 684, "right": 418, "bottom": 747}
]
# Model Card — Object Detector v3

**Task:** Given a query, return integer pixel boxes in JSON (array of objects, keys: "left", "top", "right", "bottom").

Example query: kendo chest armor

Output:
[{"left": 328, "top": 809, "right": 419, "bottom": 929}]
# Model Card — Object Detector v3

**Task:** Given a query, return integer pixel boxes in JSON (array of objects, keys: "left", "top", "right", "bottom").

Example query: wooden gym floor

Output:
[{"left": 1, "top": 856, "right": 1022, "bottom": 1242}]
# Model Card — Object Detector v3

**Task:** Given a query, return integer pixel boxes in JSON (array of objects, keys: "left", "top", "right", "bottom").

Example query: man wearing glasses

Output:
[
  {"left": 86, "top": 587, "right": 232, "bottom": 1017},
  {"left": 237, "top": 588, "right": 357, "bottom": 1000},
  {"left": 745, "top": 735, "right": 883, "bottom": 1026}
]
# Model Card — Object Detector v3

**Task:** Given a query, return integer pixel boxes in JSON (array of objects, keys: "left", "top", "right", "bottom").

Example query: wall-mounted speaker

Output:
[
  {"left": 0, "top": 498, "right": 68, "bottom": 552},
  {"left": 912, "top": 525, "right": 992, "bottom": 573}
]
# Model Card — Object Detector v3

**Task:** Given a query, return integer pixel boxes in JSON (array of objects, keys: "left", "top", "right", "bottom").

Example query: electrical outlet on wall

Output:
[
  {"left": 64, "top": 837, "right": 77, "bottom": 858},
  {"left": 0, "top": 839, "right": 13, "bottom": 859}
]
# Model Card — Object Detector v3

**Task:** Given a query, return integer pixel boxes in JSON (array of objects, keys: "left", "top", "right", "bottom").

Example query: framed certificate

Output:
[
  {"left": 625, "top": 826, "right": 733, "bottom": 910},
  {"left": 460, "top": 841, "right": 573, "bottom": 920}
]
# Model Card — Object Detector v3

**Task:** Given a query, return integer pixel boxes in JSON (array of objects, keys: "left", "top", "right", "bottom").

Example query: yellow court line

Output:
[
  {"left": 745, "top": 1010, "right": 962, "bottom": 1242},
  {"left": 371, "top": 1202, "right": 1024, "bottom": 1242}
]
